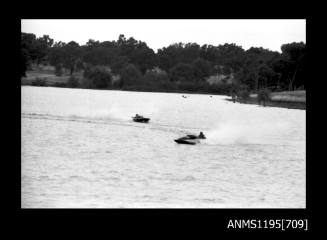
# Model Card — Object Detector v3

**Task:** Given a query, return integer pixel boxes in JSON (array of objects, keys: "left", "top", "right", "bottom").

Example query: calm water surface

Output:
[{"left": 21, "top": 86, "right": 305, "bottom": 208}]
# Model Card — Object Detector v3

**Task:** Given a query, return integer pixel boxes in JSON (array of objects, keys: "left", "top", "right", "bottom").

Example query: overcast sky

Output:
[{"left": 21, "top": 19, "right": 306, "bottom": 53}]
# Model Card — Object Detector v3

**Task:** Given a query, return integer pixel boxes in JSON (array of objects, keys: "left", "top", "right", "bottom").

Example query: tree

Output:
[
  {"left": 237, "top": 88, "right": 250, "bottom": 103},
  {"left": 200, "top": 44, "right": 219, "bottom": 63},
  {"left": 169, "top": 63, "right": 194, "bottom": 83},
  {"left": 61, "top": 41, "right": 82, "bottom": 75},
  {"left": 117, "top": 34, "right": 127, "bottom": 46},
  {"left": 21, "top": 30, "right": 306, "bottom": 94},
  {"left": 192, "top": 58, "right": 212, "bottom": 81},
  {"left": 238, "top": 47, "right": 280, "bottom": 92},
  {"left": 82, "top": 39, "right": 118, "bottom": 67},
  {"left": 83, "top": 66, "right": 112, "bottom": 89},
  {"left": 142, "top": 69, "right": 173, "bottom": 91},
  {"left": 21, "top": 32, "right": 53, "bottom": 74},
  {"left": 181, "top": 43, "right": 201, "bottom": 63},
  {"left": 85, "top": 39, "right": 100, "bottom": 48},
  {"left": 21, "top": 32, "right": 38, "bottom": 63},
  {"left": 21, "top": 33, "right": 54, "bottom": 66},
  {"left": 67, "top": 75, "right": 79, "bottom": 88},
  {"left": 119, "top": 64, "right": 142, "bottom": 88},
  {"left": 257, "top": 88, "right": 271, "bottom": 106},
  {"left": 129, "top": 43, "right": 157, "bottom": 74},
  {"left": 21, "top": 48, "right": 29, "bottom": 77},
  {"left": 111, "top": 56, "right": 130, "bottom": 74},
  {"left": 83, "top": 46, "right": 111, "bottom": 66},
  {"left": 54, "top": 64, "right": 63, "bottom": 76},
  {"left": 257, "top": 64, "right": 277, "bottom": 89},
  {"left": 215, "top": 43, "right": 245, "bottom": 71},
  {"left": 157, "top": 43, "right": 184, "bottom": 71},
  {"left": 48, "top": 41, "right": 64, "bottom": 62},
  {"left": 269, "top": 42, "right": 306, "bottom": 91},
  {"left": 280, "top": 42, "right": 306, "bottom": 90},
  {"left": 34, "top": 35, "right": 54, "bottom": 65}
]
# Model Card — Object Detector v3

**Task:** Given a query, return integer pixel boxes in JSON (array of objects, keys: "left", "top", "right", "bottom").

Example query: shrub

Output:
[
  {"left": 169, "top": 63, "right": 194, "bottom": 82},
  {"left": 178, "top": 81, "right": 199, "bottom": 92},
  {"left": 53, "top": 82, "right": 66, "bottom": 88},
  {"left": 142, "top": 70, "right": 174, "bottom": 91},
  {"left": 111, "top": 79, "right": 123, "bottom": 89},
  {"left": 32, "top": 78, "right": 46, "bottom": 86},
  {"left": 21, "top": 48, "right": 29, "bottom": 77},
  {"left": 119, "top": 64, "right": 142, "bottom": 88},
  {"left": 55, "top": 64, "right": 63, "bottom": 76},
  {"left": 257, "top": 88, "right": 271, "bottom": 106},
  {"left": 237, "top": 89, "right": 250, "bottom": 101},
  {"left": 83, "top": 66, "right": 112, "bottom": 89},
  {"left": 229, "top": 87, "right": 238, "bottom": 102},
  {"left": 67, "top": 75, "right": 80, "bottom": 88},
  {"left": 207, "top": 83, "right": 233, "bottom": 95}
]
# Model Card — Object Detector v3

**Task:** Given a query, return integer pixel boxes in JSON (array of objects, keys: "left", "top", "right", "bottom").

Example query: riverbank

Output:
[
  {"left": 21, "top": 70, "right": 228, "bottom": 95},
  {"left": 21, "top": 70, "right": 74, "bottom": 87},
  {"left": 21, "top": 70, "right": 306, "bottom": 110},
  {"left": 227, "top": 90, "right": 306, "bottom": 110},
  {"left": 21, "top": 82, "right": 226, "bottom": 97}
]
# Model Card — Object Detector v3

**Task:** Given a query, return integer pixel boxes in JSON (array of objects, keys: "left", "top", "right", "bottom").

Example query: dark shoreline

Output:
[
  {"left": 225, "top": 98, "right": 306, "bottom": 110},
  {"left": 21, "top": 83, "right": 227, "bottom": 96},
  {"left": 21, "top": 83, "right": 306, "bottom": 110}
]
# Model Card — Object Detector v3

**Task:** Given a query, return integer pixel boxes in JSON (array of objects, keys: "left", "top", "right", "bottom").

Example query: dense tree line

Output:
[
  {"left": 21, "top": 32, "right": 306, "bottom": 93},
  {"left": 21, "top": 33, "right": 54, "bottom": 76}
]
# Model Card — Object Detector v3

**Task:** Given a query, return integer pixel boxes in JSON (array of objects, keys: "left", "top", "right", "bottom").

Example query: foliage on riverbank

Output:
[
  {"left": 21, "top": 32, "right": 306, "bottom": 95},
  {"left": 21, "top": 66, "right": 235, "bottom": 94},
  {"left": 22, "top": 68, "right": 306, "bottom": 110},
  {"left": 229, "top": 89, "right": 305, "bottom": 109}
]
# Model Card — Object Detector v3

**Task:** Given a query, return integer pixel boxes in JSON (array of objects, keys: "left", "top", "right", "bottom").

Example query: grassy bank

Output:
[
  {"left": 21, "top": 70, "right": 306, "bottom": 110},
  {"left": 228, "top": 90, "right": 306, "bottom": 110},
  {"left": 21, "top": 70, "right": 230, "bottom": 95},
  {"left": 21, "top": 70, "right": 70, "bottom": 87}
]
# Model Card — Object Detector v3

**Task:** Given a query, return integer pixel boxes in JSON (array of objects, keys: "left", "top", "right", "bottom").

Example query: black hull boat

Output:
[
  {"left": 174, "top": 132, "right": 206, "bottom": 145},
  {"left": 133, "top": 118, "right": 150, "bottom": 123},
  {"left": 132, "top": 115, "right": 150, "bottom": 123},
  {"left": 174, "top": 138, "right": 197, "bottom": 145}
]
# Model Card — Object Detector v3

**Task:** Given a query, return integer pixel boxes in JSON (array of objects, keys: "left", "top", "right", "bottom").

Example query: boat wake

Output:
[{"left": 21, "top": 112, "right": 204, "bottom": 135}]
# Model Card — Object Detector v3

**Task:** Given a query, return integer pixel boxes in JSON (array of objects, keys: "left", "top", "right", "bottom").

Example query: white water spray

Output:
[{"left": 204, "top": 117, "right": 290, "bottom": 145}]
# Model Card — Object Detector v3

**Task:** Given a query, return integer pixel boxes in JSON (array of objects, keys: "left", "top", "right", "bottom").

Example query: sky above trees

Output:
[{"left": 21, "top": 19, "right": 306, "bottom": 53}]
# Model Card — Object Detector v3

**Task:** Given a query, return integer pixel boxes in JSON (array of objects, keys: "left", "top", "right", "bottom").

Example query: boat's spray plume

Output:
[{"left": 204, "top": 119, "right": 290, "bottom": 145}]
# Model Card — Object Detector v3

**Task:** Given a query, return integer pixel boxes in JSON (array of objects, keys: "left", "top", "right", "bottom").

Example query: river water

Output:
[{"left": 21, "top": 86, "right": 306, "bottom": 208}]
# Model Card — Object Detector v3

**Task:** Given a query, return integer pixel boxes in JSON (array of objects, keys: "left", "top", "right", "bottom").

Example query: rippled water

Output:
[{"left": 21, "top": 86, "right": 305, "bottom": 208}]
